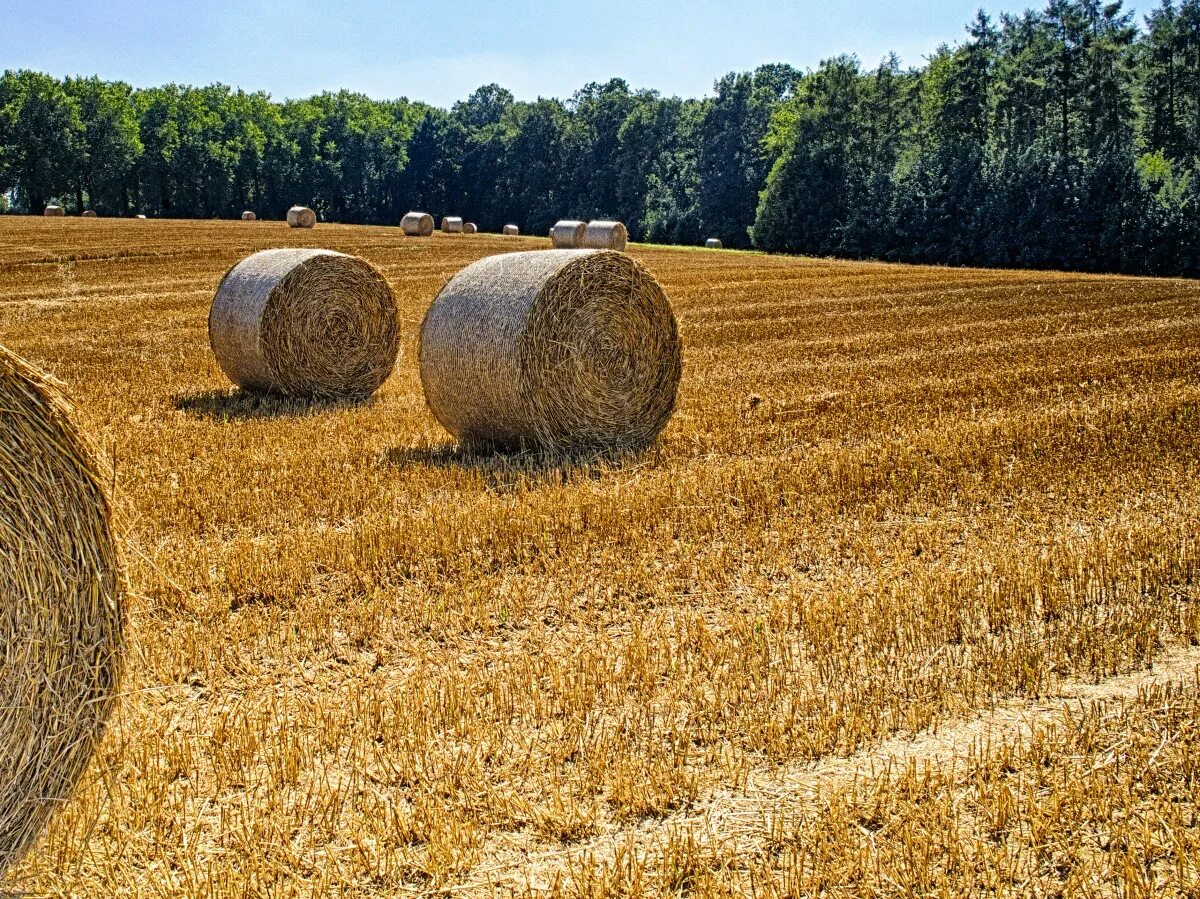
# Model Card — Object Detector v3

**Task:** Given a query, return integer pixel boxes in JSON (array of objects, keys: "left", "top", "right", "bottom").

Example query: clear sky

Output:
[{"left": 5, "top": 0, "right": 1152, "bottom": 107}]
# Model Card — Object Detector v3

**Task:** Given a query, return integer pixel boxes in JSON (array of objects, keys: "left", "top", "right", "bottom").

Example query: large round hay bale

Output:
[
  {"left": 705, "top": 238, "right": 723, "bottom": 249},
  {"left": 464, "top": 222, "right": 478, "bottom": 234},
  {"left": 502, "top": 224, "right": 519, "bottom": 236},
  {"left": 209, "top": 249, "right": 400, "bottom": 397},
  {"left": 401, "top": 212, "right": 434, "bottom": 236},
  {"left": 419, "top": 249, "right": 681, "bottom": 453},
  {"left": 441, "top": 216, "right": 464, "bottom": 234},
  {"left": 551, "top": 220, "right": 587, "bottom": 249},
  {"left": 241, "top": 210, "right": 257, "bottom": 221},
  {"left": 82, "top": 210, "right": 98, "bottom": 218},
  {"left": 286, "top": 206, "right": 316, "bottom": 229},
  {"left": 0, "top": 345, "right": 124, "bottom": 879},
  {"left": 43, "top": 204, "right": 65, "bottom": 217},
  {"left": 583, "top": 220, "right": 628, "bottom": 251}
]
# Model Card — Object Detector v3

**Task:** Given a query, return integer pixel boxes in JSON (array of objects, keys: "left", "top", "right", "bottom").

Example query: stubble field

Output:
[{"left": 2, "top": 216, "right": 1199, "bottom": 897}]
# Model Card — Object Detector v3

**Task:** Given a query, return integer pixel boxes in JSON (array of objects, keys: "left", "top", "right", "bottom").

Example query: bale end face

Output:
[
  {"left": 209, "top": 249, "right": 400, "bottom": 398},
  {"left": 0, "top": 345, "right": 124, "bottom": 878},
  {"left": 464, "top": 222, "right": 478, "bottom": 234},
  {"left": 419, "top": 249, "right": 681, "bottom": 454},
  {"left": 287, "top": 206, "right": 316, "bottom": 229}
]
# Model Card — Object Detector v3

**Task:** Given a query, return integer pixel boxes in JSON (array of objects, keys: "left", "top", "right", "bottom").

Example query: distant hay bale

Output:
[
  {"left": 583, "top": 220, "right": 628, "bottom": 251},
  {"left": 464, "top": 222, "right": 478, "bottom": 234},
  {"left": 503, "top": 224, "right": 519, "bottom": 236},
  {"left": 43, "top": 205, "right": 65, "bottom": 217},
  {"left": 705, "top": 238, "right": 723, "bottom": 249},
  {"left": 286, "top": 206, "right": 316, "bottom": 229},
  {"left": 419, "top": 249, "right": 681, "bottom": 453},
  {"left": 82, "top": 210, "right": 98, "bottom": 218},
  {"left": 0, "top": 344, "right": 124, "bottom": 879},
  {"left": 402, "top": 212, "right": 435, "bottom": 236},
  {"left": 209, "top": 249, "right": 399, "bottom": 397},
  {"left": 241, "top": 211, "right": 256, "bottom": 221},
  {"left": 441, "top": 216, "right": 464, "bottom": 234},
  {"left": 136, "top": 214, "right": 147, "bottom": 219},
  {"left": 551, "top": 220, "right": 587, "bottom": 249}
]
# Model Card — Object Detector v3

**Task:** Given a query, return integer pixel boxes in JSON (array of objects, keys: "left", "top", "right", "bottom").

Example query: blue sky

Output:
[{"left": 6, "top": 0, "right": 1151, "bottom": 107}]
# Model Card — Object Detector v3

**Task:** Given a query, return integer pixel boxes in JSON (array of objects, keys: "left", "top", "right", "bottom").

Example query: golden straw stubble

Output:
[
  {"left": 0, "top": 345, "right": 123, "bottom": 879},
  {"left": 419, "top": 249, "right": 682, "bottom": 453},
  {"left": 209, "top": 249, "right": 400, "bottom": 398}
]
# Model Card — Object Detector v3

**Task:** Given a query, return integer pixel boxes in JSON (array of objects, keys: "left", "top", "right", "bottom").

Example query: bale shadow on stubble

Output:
[
  {"left": 383, "top": 440, "right": 660, "bottom": 492},
  {"left": 172, "top": 388, "right": 374, "bottom": 421}
]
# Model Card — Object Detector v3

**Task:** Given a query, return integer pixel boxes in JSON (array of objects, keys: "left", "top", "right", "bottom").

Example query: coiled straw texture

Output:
[
  {"left": 0, "top": 345, "right": 123, "bottom": 879},
  {"left": 551, "top": 220, "right": 586, "bottom": 248},
  {"left": 419, "top": 249, "right": 681, "bottom": 453},
  {"left": 286, "top": 206, "right": 316, "bottom": 228},
  {"left": 582, "top": 220, "right": 628, "bottom": 251},
  {"left": 209, "top": 249, "right": 400, "bottom": 398},
  {"left": 401, "top": 212, "right": 434, "bottom": 236}
]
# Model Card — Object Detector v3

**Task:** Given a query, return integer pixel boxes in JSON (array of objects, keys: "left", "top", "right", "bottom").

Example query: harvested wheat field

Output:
[{"left": 1, "top": 216, "right": 1198, "bottom": 897}]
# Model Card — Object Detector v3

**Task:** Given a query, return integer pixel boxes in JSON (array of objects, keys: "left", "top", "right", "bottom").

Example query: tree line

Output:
[{"left": 3, "top": 0, "right": 1200, "bottom": 276}]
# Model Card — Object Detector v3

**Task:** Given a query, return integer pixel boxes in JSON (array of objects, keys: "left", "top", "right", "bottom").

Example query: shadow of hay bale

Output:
[
  {"left": 383, "top": 442, "right": 662, "bottom": 492},
  {"left": 172, "top": 388, "right": 373, "bottom": 421}
]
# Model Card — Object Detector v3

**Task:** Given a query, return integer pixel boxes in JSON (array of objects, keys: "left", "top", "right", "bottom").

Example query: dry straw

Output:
[
  {"left": 209, "top": 249, "right": 399, "bottom": 397},
  {"left": 419, "top": 249, "right": 681, "bottom": 453},
  {"left": 441, "top": 216, "right": 464, "bottom": 234},
  {"left": 583, "top": 220, "right": 628, "bottom": 251},
  {"left": 82, "top": 210, "right": 98, "bottom": 218},
  {"left": 401, "top": 212, "right": 434, "bottom": 236},
  {"left": 705, "top": 238, "right": 723, "bottom": 249},
  {"left": 0, "top": 344, "right": 124, "bottom": 879},
  {"left": 551, "top": 220, "right": 587, "bottom": 249},
  {"left": 241, "top": 211, "right": 257, "bottom": 221},
  {"left": 503, "top": 224, "right": 519, "bottom": 236},
  {"left": 43, "top": 205, "right": 65, "bottom": 217},
  {"left": 286, "top": 206, "right": 316, "bottom": 229},
  {"left": 464, "top": 222, "right": 478, "bottom": 234}
]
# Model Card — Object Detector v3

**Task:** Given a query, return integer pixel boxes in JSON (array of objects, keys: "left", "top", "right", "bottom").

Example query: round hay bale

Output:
[
  {"left": 209, "top": 249, "right": 399, "bottom": 397},
  {"left": 401, "top": 212, "right": 435, "bottom": 236},
  {"left": 135, "top": 214, "right": 147, "bottom": 219},
  {"left": 502, "top": 224, "right": 519, "bottom": 236},
  {"left": 441, "top": 216, "right": 464, "bottom": 234},
  {"left": 286, "top": 206, "right": 316, "bottom": 229},
  {"left": 0, "top": 345, "right": 124, "bottom": 879},
  {"left": 81, "top": 210, "right": 98, "bottom": 218},
  {"left": 705, "top": 238, "right": 723, "bottom": 249},
  {"left": 43, "top": 204, "right": 65, "bottom": 217},
  {"left": 464, "top": 222, "right": 478, "bottom": 235},
  {"left": 241, "top": 210, "right": 257, "bottom": 221},
  {"left": 583, "top": 220, "right": 628, "bottom": 251},
  {"left": 419, "top": 249, "right": 681, "bottom": 453},
  {"left": 551, "top": 220, "right": 587, "bottom": 249}
]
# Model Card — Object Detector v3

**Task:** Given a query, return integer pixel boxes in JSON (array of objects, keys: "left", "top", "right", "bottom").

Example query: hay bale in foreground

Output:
[
  {"left": 503, "top": 224, "right": 519, "bottom": 236},
  {"left": 464, "top": 222, "right": 478, "bottom": 234},
  {"left": 705, "top": 238, "right": 723, "bottom": 249},
  {"left": 209, "top": 249, "right": 399, "bottom": 397},
  {"left": 286, "top": 206, "right": 316, "bottom": 229},
  {"left": 420, "top": 249, "right": 681, "bottom": 453},
  {"left": 402, "top": 212, "right": 434, "bottom": 236},
  {"left": 551, "top": 220, "right": 586, "bottom": 249},
  {"left": 43, "top": 205, "right": 65, "bottom": 217},
  {"left": 441, "top": 216, "right": 464, "bottom": 234},
  {"left": 583, "top": 220, "right": 628, "bottom": 251},
  {"left": 241, "top": 211, "right": 257, "bottom": 221},
  {"left": 82, "top": 210, "right": 98, "bottom": 218},
  {"left": 0, "top": 345, "right": 124, "bottom": 879}
]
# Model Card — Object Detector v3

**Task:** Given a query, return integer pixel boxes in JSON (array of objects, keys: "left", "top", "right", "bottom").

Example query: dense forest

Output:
[{"left": 3, "top": 0, "right": 1200, "bottom": 275}]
